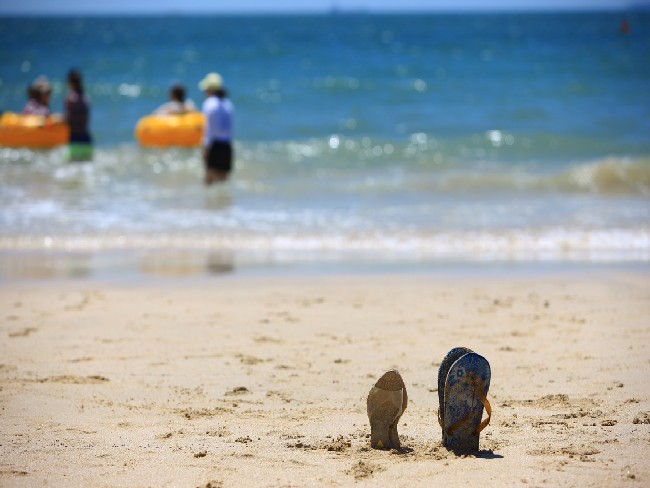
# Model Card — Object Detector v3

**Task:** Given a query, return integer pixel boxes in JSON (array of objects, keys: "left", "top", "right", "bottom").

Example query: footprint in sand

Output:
[
  {"left": 8, "top": 327, "right": 37, "bottom": 338},
  {"left": 346, "top": 460, "right": 384, "bottom": 480},
  {"left": 225, "top": 386, "right": 251, "bottom": 396},
  {"left": 36, "top": 375, "right": 109, "bottom": 384}
]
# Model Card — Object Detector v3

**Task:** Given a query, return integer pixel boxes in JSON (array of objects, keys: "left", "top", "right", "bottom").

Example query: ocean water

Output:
[{"left": 1, "top": 12, "right": 649, "bottom": 277}]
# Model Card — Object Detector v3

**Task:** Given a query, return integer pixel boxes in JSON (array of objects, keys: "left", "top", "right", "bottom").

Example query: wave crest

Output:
[{"left": 549, "top": 157, "right": 650, "bottom": 196}]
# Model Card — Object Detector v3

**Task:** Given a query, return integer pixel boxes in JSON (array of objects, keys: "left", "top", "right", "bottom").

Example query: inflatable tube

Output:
[
  {"left": 135, "top": 112, "right": 205, "bottom": 147},
  {"left": 0, "top": 112, "right": 69, "bottom": 148}
]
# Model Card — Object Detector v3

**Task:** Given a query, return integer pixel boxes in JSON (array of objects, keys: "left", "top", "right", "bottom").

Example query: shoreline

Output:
[
  {"left": 1, "top": 248, "right": 648, "bottom": 283},
  {"left": 1, "top": 271, "right": 649, "bottom": 486}
]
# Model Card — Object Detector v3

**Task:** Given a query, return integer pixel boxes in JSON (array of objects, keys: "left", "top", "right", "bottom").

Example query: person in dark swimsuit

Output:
[{"left": 64, "top": 69, "right": 93, "bottom": 161}]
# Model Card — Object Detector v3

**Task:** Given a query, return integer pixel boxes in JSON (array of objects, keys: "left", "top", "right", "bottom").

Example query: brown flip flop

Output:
[{"left": 367, "top": 369, "right": 408, "bottom": 449}]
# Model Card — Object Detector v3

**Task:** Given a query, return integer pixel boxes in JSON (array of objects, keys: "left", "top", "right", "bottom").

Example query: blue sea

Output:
[{"left": 0, "top": 12, "right": 649, "bottom": 278}]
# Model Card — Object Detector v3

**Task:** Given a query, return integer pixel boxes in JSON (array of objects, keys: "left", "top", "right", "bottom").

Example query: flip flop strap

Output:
[
  {"left": 445, "top": 376, "right": 491, "bottom": 436},
  {"left": 474, "top": 381, "right": 491, "bottom": 435}
]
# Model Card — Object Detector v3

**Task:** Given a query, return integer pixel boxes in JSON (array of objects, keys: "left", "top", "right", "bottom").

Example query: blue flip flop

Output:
[
  {"left": 438, "top": 348, "right": 491, "bottom": 452},
  {"left": 437, "top": 346, "right": 473, "bottom": 428}
]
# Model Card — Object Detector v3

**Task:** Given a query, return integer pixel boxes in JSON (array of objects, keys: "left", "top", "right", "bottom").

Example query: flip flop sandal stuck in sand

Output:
[
  {"left": 367, "top": 369, "right": 408, "bottom": 449},
  {"left": 437, "top": 346, "right": 473, "bottom": 428},
  {"left": 438, "top": 348, "right": 491, "bottom": 452}
]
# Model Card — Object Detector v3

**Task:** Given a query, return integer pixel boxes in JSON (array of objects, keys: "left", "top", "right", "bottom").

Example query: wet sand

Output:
[{"left": 1, "top": 271, "right": 648, "bottom": 487}]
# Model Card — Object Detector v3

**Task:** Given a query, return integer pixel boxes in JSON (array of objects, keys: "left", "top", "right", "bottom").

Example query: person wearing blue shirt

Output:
[{"left": 199, "top": 72, "right": 234, "bottom": 185}]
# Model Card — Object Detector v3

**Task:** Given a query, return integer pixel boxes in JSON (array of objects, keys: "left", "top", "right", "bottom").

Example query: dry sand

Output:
[{"left": 1, "top": 270, "right": 649, "bottom": 487}]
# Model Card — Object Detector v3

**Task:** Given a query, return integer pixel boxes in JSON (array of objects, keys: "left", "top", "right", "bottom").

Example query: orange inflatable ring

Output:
[
  {"left": 135, "top": 112, "right": 205, "bottom": 147},
  {"left": 0, "top": 112, "right": 69, "bottom": 148}
]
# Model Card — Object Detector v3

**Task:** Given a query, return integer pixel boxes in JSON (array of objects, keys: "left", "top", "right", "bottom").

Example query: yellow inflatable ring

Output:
[
  {"left": 0, "top": 112, "right": 69, "bottom": 148},
  {"left": 135, "top": 112, "right": 205, "bottom": 147}
]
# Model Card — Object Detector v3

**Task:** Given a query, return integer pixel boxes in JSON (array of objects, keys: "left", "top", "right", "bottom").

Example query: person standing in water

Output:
[
  {"left": 64, "top": 69, "right": 92, "bottom": 161},
  {"left": 199, "top": 72, "right": 234, "bottom": 184}
]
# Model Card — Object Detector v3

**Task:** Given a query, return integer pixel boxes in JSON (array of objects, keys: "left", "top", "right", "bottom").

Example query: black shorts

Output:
[
  {"left": 206, "top": 140, "right": 233, "bottom": 173},
  {"left": 70, "top": 132, "right": 92, "bottom": 144}
]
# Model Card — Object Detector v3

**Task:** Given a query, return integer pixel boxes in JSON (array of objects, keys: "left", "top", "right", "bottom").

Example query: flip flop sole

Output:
[
  {"left": 443, "top": 352, "right": 491, "bottom": 452},
  {"left": 367, "top": 370, "right": 407, "bottom": 449},
  {"left": 437, "top": 346, "right": 473, "bottom": 426}
]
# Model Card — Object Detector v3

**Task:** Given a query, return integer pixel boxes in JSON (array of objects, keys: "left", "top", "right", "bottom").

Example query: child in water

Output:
[
  {"left": 154, "top": 83, "right": 196, "bottom": 115},
  {"left": 199, "top": 72, "right": 234, "bottom": 184},
  {"left": 22, "top": 76, "right": 52, "bottom": 116}
]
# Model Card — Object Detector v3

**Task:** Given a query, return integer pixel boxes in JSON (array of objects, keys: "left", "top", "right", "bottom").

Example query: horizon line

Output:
[{"left": 0, "top": 6, "right": 640, "bottom": 17}]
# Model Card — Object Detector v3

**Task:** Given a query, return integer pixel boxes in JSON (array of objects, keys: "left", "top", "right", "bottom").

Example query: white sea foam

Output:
[{"left": 0, "top": 228, "right": 647, "bottom": 262}]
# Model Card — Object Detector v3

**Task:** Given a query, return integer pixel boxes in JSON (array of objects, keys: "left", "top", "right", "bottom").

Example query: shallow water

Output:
[{"left": 1, "top": 12, "right": 649, "bottom": 274}]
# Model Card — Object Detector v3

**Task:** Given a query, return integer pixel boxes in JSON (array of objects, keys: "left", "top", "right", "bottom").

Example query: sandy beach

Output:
[{"left": 1, "top": 270, "right": 649, "bottom": 487}]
